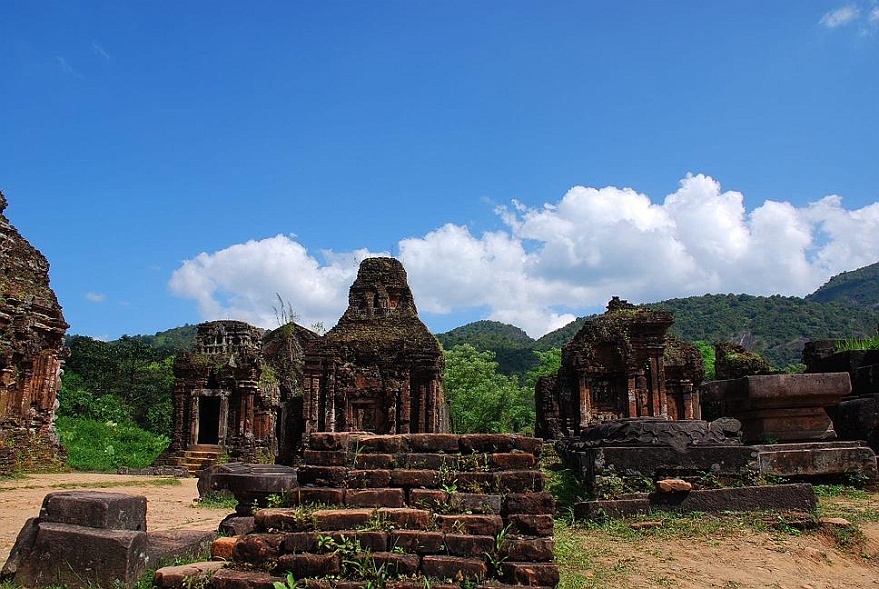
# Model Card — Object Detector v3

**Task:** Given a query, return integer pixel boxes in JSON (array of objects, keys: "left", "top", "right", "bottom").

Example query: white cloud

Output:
[
  {"left": 820, "top": 5, "right": 861, "bottom": 28},
  {"left": 85, "top": 292, "right": 106, "bottom": 303},
  {"left": 870, "top": 6, "right": 879, "bottom": 23},
  {"left": 168, "top": 235, "right": 380, "bottom": 331},
  {"left": 169, "top": 175, "right": 879, "bottom": 338},
  {"left": 91, "top": 41, "right": 110, "bottom": 61},
  {"left": 55, "top": 56, "right": 80, "bottom": 77}
]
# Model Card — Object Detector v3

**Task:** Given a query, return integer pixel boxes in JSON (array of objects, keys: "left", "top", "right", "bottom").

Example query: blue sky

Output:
[{"left": 2, "top": 1, "right": 878, "bottom": 340}]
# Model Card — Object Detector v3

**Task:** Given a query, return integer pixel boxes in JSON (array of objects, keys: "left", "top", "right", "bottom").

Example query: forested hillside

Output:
[
  {"left": 806, "top": 261, "right": 879, "bottom": 308},
  {"left": 435, "top": 320, "right": 537, "bottom": 374}
]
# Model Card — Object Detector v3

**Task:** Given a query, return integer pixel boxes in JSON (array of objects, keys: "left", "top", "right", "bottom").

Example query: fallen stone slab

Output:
[
  {"left": 753, "top": 441, "right": 878, "bottom": 487},
  {"left": 40, "top": 490, "right": 147, "bottom": 531},
  {"left": 574, "top": 483, "right": 817, "bottom": 520}
]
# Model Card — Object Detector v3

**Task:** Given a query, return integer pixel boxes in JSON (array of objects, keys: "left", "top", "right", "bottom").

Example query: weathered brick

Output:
[
  {"left": 388, "top": 530, "right": 445, "bottom": 554},
  {"left": 448, "top": 493, "right": 502, "bottom": 514},
  {"left": 281, "top": 531, "right": 317, "bottom": 553},
  {"left": 503, "top": 492, "right": 555, "bottom": 516},
  {"left": 347, "top": 469, "right": 392, "bottom": 488},
  {"left": 495, "top": 470, "right": 545, "bottom": 493},
  {"left": 276, "top": 553, "right": 341, "bottom": 578},
  {"left": 377, "top": 507, "right": 431, "bottom": 529},
  {"left": 505, "top": 514, "right": 555, "bottom": 537},
  {"left": 369, "top": 552, "right": 421, "bottom": 575},
  {"left": 387, "top": 582, "right": 458, "bottom": 589},
  {"left": 153, "top": 561, "right": 225, "bottom": 589},
  {"left": 358, "top": 435, "right": 406, "bottom": 454},
  {"left": 490, "top": 452, "right": 537, "bottom": 470},
  {"left": 209, "top": 567, "right": 279, "bottom": 589},
  {"left": 511, "top": 435, "right": 543, "bottom": 457},
  {"left": 443, "top": 533, "right": 494, "bottom": 557},
  {"left": 324, "top": 530, "right": 388, "bottom": 552},
  {"left": 456, "top": 471, "right": 497, "bottom": 493},
  {"left": 313, "top": 508, "right": 373, "bottom": 530},
  {"left": 400, "top": 452, "right": 458, "bottom": 470},
  {"left": 500, "top": 561, "right": 559, "bottom": 586},
  {"left": 501, "top": 537, "right": 555, "bottom": 561},
  {"left": 296, "top": 465, "right": 347, "bottom": 487},
  {"left": 307, "top": 433, "right": 350, "bottom": 452},
  {"left": 435, "top": 514, "right": 504, "bottom": 536},
  {"left": 232, "top": 533, "right": 283, "bottom": 564},
  {"left": 406, "top": 433, "right": 461, "bottom": 453},
  {"left": 421, "top": 555, "right": 487, "bottom": 581},
  {"left": 408, "top": 488, "right": 448, "bottom": 510},
  {"left": 352, "top": 453, "right": 395, "bottom": 469},
  {"left": 289, "top": 487, "right": 345, "bottom": 506},
  {"left": 303, "top": 449, "right": 349, "bottom": 466},
  {"left": 459, "top": 434, "right": 516, "bottom": 454},
  {"left": 389, "top": 469, "right": 441, "bottom": 488},
  {"left": 210, "top": 536, "right": 238, "bottom": 560},
  {"left": 345, "top": 488, "right": 405, "bottom": 508},
  {"left": 255, "top": 508, "right": 314, "bottom": 532}
]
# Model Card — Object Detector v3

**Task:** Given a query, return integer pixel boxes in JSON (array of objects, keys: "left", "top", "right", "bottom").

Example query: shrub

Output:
[{"left": 56, "top": 416, "right": 170, "bottom": 471}]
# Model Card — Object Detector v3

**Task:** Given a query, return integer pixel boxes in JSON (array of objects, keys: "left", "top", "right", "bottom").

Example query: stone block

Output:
[
  {"left": 405, "top": 433, "right": 461, "bottom": 453},
  {"left": 435, "top": 514, "right": 504, "bottom": 536},
  {"left": 0, "top": 517, "right": 39, "bottom": 577},
  {"left": 401, "top": 452, "right": 459, "bottom": 470},
  {"left": 500, "top": 561, "right": 560, "bottom": 586},
  {"left": 377, "top": 507, "right": 431, "bottom": 529},
  {"left": 255, "top": 508, "right": 315, "bottom": 532},
  {"left": 500, "top": 537, "right": 555, "bottom": 561},
  {"left": 345, "top": 488, "right": 405, "bottom": 508},
  {"left": 209, "top": 567, "right": 280, "bottom": 589},
  {"left": 153, "top": 561, "right": 226, "bottom": 589},
  {"left": 422, "top": 555, "right": 488, "bottom": 581},
  {"left": 13, "top": 522, "right": 149, "bottom": 589},
  {"left": 347, "top": 469, "right": 392, "bottom": 488},
  {"left": 219, "top": 515, "right": 255, "bottom": 536},
  {"left": 357, "top": 434, "right": 407, "bottom": 454},
  {"left": 390, "top": 469, "right": 441, "bottom": 488},
  {"left": 754, "top": 441, "right": 879, "bottom": 484},
  {"left": 495, "top": 470, "right": 545, "bottom": 493},
  {"left": 276, "top": 552, "right": 342, "bottom": 578},
  {"left": 388, "top": 530, "right": 445, "bottom": 554},
  {"left": 650, "top": 483, "right": 817, "bottom": 513},
  {"left": 290, "top": 487, "right": 345, "bottom": 506},
  {"left": 448, "top": 492, "right": 503, "bottom": 514},
  {"left": 459, "top": 434, "right": 516, "bottom": 453},
  {"left": 490, "top": 452, "right": 537, "bottom": 470},
  {"left": 408, "top": 488, "right": 448, "bottom": 510},
  {"left": 352, "top": 452, "right": 396, "bottom": 469},
  {"left": 323, "top": 530, "right": 388, "bottom": 552},
  {"left": 370, "top": 551, "right": 421, "bottom": 575},
  {"left": 296, "top": 465, "right": 347, "bottom": 487},
  {"left": 40, "top": 491, "right": 147, "bottom": 531},
  {"left": 456, "top": 471, "right": 496, "bottom": 493},
  {"left": 503, "top": 492, "right": 555, "bottom": 516},
  {"left": 282, "top": 531, "right": 318, "bottom": 553},
  {"left": 443, "top": 533, "right": 494, "bottom": 556},
  {"left": 313, "top": 508, "right": 374, "bottom": 530},
  {"left": 505, "top": 514, "right": 555, "bottom": 537},
  {"left": 308, "top": 432, "right": 350, "bottom": 452},
  {"left": 303, "top": 449, "right": 348, "bottom": 466},
  {"left": 232, "top": 533, "right": 284, "bottom": 564},
  {"left": 211, "top": 536, "right": 238, "bottom": 560},
  {"left": 145, "top": 529, "right": 216, "bottom": 565}
]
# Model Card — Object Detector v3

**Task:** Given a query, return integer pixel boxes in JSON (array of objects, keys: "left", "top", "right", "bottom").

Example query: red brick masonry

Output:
[{"left": 213, "top": 432, "right": 558, "bottom": 589}]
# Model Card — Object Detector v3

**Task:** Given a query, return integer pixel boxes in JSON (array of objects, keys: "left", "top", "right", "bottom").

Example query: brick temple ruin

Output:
[
  {"left": 162, "top": 257, "right": 448, "bottom": 470},
  {"left": 536, "top": 297, "right": 703, "bottom": 439},
  {"left": 0, "top": 192, "right": 69, "bottom": 475},
  {"left": 302, "top": 257, "right": 448, "bottom": 436}
]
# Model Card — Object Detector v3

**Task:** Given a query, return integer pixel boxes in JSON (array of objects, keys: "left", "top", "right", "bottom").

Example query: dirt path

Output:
[{"left": 0, "top": 473, "right": 230, "bottom": 564}]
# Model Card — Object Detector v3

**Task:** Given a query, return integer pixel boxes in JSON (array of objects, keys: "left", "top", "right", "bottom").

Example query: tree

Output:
[{"left": 443, "top": 345, "right": 534, "bottom": 434}]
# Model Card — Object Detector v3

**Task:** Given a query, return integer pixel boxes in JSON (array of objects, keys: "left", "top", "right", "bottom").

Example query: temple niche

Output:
[
  {"left": 536, "top": 297, "right": 703, "bottom": 439},
  {"left": 0, "top": 192, "right": 69, "bottom": 474},
  {"left": 169, "top": 321, "right": 281, "bottom": 464},
  {"left": 302, "top": 257, "right": 448, "bottom": 436}
]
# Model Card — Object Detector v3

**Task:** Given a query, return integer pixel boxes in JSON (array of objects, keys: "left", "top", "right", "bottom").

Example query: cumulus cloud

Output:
[
  {"left": 819, "top": 2, "right": 879, "bottom": 32},
  {"left": 85, "top": 292, "right": 106, "bottom": 303},
  {"left": 169, "top": 175, "right": 879, "bottom": 338},
  {"left": 168, "top": 235, "right": 380, "bottom": 331}
]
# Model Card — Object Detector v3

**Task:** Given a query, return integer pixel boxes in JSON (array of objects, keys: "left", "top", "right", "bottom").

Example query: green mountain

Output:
[
  {"left": 436, "top": 320, "right": 537, "bottom": 375},
  {"left": 805, "top": 261, "right": 879, "bottom": 309},
  {"left": 126, "top": 324, "right": 198, "bottom": 354}
]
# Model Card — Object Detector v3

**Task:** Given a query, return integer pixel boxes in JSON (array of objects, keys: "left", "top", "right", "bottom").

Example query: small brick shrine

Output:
[{"left": 536, "top": 297, "right": 703, "bottom": 439}]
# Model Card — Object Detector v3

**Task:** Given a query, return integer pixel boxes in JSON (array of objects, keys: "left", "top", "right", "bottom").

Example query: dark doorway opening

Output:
[{"left": 198, "top": 397, "right": 221, "bottom": 444}]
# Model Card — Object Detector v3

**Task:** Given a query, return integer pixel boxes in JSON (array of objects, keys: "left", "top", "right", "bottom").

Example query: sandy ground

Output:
[
  {"left": 1, "top": 473, "right": 878, "bottom": 588},
  {"left": 0, "top": 473, "right": 229, "bottom": 565}
]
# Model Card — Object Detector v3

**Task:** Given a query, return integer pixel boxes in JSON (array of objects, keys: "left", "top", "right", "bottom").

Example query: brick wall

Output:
[{"left": 211, "top": 432, "right": 559, "bottom": 589}]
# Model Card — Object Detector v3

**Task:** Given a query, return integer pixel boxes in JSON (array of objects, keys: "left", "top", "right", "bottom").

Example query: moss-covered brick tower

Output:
[
  {"left": 303, "top": 257, "right": 448, "bottom": 436},
  {"left": 0, "top": 191, "right": 69, "bottom": 474}
]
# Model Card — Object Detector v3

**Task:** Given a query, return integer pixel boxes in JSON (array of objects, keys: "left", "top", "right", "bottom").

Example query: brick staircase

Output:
[{"left": 154, "top": 445, "right": 222, "bottom": 476}]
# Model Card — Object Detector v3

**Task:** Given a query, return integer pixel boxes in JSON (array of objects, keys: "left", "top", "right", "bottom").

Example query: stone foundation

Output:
[{"left": 199, "top": 432, "right": 557, "bottom": 589}]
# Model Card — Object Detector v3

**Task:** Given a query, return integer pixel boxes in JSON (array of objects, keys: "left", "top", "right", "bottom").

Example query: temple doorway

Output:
[{"left": 197, "top": 397, "right": 221, "bottom": 444}]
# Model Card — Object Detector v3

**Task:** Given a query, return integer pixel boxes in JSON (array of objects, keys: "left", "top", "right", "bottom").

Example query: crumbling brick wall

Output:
[{"left": 211, "top": 432, "right": 559, "bottom": 589}]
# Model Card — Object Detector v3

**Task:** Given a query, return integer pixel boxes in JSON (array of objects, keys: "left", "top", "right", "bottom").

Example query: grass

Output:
[
  {"left": 835, "top": 336, "right": 879, "bottom": 352},
  {"left": 196, "top": 490, "right": 239, "bottom": 509},
  {"left": 56, "top": 416, "right": 169, "bottom": 470}
]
